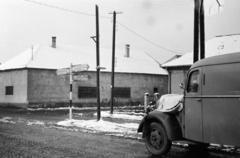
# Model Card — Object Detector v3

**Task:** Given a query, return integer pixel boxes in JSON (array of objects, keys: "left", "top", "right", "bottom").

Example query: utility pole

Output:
[
  {"left": 193, "top": 0, "right": 205, "bottom": 62},
  {"left": 95, "top": 5, "right": 101, "bottom": 121},
  {"left": 69, "top": 63, "right": 73, "bottom": 120},
  {"left": 110, "top": 11, "right": 122, "bottom": 114},
  {"left": 200, "top": 0, "right": 205, "bottom": 60},
  {"left": 193, "top": 0, "right": 200, "bottom": 63}
]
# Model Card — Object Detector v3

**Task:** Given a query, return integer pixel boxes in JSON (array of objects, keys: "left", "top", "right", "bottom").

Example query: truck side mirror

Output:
[{"left": 179, "top": 83, "right": 185, "bottom": 89}]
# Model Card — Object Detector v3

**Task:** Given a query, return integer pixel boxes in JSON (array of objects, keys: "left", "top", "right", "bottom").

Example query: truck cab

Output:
[{"left": 138, "top": 52, "right": 240, "bottom": 156}]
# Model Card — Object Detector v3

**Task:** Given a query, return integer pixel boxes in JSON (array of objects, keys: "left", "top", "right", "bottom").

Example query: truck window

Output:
[{"left": 187, "top": 70, "right": 199, "bottom": 93}]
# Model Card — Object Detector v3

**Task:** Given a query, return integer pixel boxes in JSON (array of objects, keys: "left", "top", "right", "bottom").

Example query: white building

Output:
[{"left": 0, "top": 37, "right": 168, "bottom": 108}]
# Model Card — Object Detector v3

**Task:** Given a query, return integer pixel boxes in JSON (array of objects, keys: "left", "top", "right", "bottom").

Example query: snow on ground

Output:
[
  {"left": 27, "top": 107, "right": 102, "bottom": 111},
  {"left": 27, "top": 106, "right": 142, "bottom": 111},
  {"left": 0, "top": 117, "right": 16, "bottom": 124},
  {"left": 57, "top": 119, "right": 139, "bottom": 134},
  {"left": 93, "top": 111, "right": 144, "bottom": 120},
  {"left": 27, "top": 120, "right": 45, "bottom": 126},
  {"left": 27, "top": 107, "right": 73, "bottom": 111},
  {"left": 56, "top": 110, "right": 143, "bottom": 138}
]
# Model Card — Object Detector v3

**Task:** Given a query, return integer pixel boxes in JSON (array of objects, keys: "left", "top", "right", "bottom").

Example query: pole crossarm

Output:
[{"left": 108, "top": 11, "right": 123, "bottom": 15}]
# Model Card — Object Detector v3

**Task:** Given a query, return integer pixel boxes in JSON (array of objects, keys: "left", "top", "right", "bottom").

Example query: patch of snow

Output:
[
  {"left": 27, "top": 106, "right": 100, "bottom": 111},
  {"left": 0, "top": 117, "right": 16, "bottom": 124},
  {"left": 27, "top": 107, "right": 69, "bottom": 111},
  {"left": 27, "top": 105, "right": 143, "bottom": 111},
  {"left": 27, "top": 120, "right": 45, "bottom": 126},
  {"left": 49, "top": 125, "right": 79, "bottom": 132},
  {"left": 105, "top": 133, "right": 142, "bottom": 140},
  {"left": 93, "top": 111, "right": 143, "bottom": 120},
  {"left": 173, "top": 142, "right": 189, "bottom": 148},
  {"left": 77, "top": 113, "right": 83, "bottom": 117},
  {"left": 120, "top": 111, "right": 145, "bottom": 116},
  {"left": 57, "top": 119, "right": 138, "bottom": 134},
  {"left": 162, "top": 52, "right": 192, "bottom": 67}
]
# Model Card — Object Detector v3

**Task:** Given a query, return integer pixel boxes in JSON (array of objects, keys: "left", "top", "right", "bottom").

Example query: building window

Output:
[
  {"left": 5, "top": 86, "right": 14, "bottom": 95},
  {"left": 114, "top": 87, "right": 131, "bottom": 98},
  {"left": 78, "top": 87, "right": 96, "bottom": 98}
]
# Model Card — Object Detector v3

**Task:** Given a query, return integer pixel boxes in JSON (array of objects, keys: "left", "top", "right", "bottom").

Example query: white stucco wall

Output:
[{"left": 0, "top": 69, "right": 28, "bottom": 104}]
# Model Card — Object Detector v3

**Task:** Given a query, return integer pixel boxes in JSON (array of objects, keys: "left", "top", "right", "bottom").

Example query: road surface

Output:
[{"left": 0, "top": 107, "right": 239, "bottom": 158}]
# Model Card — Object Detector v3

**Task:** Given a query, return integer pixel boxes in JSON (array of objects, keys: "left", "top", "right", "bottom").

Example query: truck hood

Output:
[{"left": 156, "top": 94, "right": 184, "bottom": 113}]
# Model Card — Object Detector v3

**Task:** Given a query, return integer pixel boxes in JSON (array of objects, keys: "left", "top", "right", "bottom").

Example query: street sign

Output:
[
  {"left": 57, "top": 64, "right": 89, "bottom": 75},
  {"left": 56, "top": 68, "right": 70, "bottom": 75},
  {"left": 72, "top": 64, "right": 89, "bottom": 72},
  {"left": 73, "top": 74, "right": 89, "bottom": 81}
]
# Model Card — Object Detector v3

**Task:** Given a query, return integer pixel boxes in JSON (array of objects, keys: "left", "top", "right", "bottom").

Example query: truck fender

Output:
[{"left": 138, "top": 111, "right": 182, "bottom": 140}]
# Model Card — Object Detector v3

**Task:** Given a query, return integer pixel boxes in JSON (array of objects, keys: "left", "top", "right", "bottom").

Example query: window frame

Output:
[
  {"left": 78, "top": 86, "right": 97, "bottom": 98},
  {"left": 113, "top": 87, "right": 131, "bottom": 98},
  {"left": 186, "top": 70, "right": 200, "bottom": 93},
  {"left": 5, "top": 86, "right": 14, "bottom": 95}
]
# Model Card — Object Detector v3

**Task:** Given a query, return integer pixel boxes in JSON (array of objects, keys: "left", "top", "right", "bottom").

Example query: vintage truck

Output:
[{"left": 138, "top": 52, "right": 240, "bottom": 156}]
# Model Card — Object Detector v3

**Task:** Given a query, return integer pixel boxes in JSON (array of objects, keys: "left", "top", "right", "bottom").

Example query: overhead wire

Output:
[
  {"left": 23, "top": 0, "right": 182, "bottom": 54},
  {"left": 24, "top": 0, "right": 110, "bottom": 19},
  {"left": 117, "top": 22, "right": 182, "bottom": 54}
]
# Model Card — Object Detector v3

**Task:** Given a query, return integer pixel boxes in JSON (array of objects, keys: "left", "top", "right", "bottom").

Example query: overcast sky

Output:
[{"left": 0, "top": 0, "right": 240, "bottom": 63}]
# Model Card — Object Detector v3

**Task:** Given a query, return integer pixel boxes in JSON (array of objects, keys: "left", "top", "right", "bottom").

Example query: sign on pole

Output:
[
  {"left": 72, "top": 64, "right": 89, "bottom": 72},
  {"left": 73, "top": 75, "right": 89, "bottom": 81},
  {"left": 57, "top": 64, "right": 89, "bottom": 75},
  {"left": 56, "top": 68, "right": 70, "bottom": 75},
  {"left": 56, "top": 63, "right": 90, "bottom": 121}
]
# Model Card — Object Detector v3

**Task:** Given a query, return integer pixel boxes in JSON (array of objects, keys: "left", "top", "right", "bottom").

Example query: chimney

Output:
[
  {"left": 124, "top": 44, "right": 130, "bottom": 58},
  {"left": 51, "top": 36, "right": 56, "bottom": 48}
]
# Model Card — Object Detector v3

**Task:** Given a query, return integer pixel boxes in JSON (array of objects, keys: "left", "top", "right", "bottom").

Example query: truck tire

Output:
[{"left": 144, "top": 122, "right": 172, "bottom": 156}]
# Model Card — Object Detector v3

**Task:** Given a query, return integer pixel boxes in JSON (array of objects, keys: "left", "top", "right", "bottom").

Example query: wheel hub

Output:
[{"left": 150, "top": 129, "right": 163, "bottom": 149}]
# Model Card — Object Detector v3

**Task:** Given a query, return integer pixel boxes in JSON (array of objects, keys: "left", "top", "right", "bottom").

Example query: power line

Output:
[
  {"left": 144, "top": 51, "right": 161, "bottom": 64},
  {"left": 216, "top": 0, "right": 223, "bottom": 7},
  {"left": 24, "top": 0, "right": 110, "bottom": 19},
  {"left": 23, "top": 0, "right": 182, "bottom": 55},
  {"left": 117, "top": 22, "right": 182, "bottom": 54}
]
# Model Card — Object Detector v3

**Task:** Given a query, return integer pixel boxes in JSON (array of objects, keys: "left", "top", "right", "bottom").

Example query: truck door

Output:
[{"left": 184, "top": 69, "right": 203, "bottom": 142}]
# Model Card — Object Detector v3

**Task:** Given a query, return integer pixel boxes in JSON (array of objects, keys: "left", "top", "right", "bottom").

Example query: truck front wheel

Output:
[{"left": 144, "top": 122, "right": 171, "bottom": 156}]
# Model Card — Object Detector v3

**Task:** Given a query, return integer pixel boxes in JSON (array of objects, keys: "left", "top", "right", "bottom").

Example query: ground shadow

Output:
[{"left": 147, "top": 148, "right": 210, "bottom": 158}]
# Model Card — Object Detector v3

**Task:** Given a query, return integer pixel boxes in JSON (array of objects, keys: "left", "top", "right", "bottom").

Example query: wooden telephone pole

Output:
[
  {"left": 193, "top": 0, "right": 205, "bottom": 63},
  {"left": 200, "top": 0, "right": 205, "bottom": 60},
  {"left": 95, "top": 5, "right": 101, "bottom": 121},
  {"left": 110, "top": 11, "right": 122, "bottom": 114}
]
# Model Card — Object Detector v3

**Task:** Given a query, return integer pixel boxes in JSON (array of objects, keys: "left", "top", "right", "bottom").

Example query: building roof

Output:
[
  {"left": 162, "top": 52, "right": 193, "bottom": 68},
  {"left": 191, "top": 52, "right": 240, "bottom": 69},
  {"left": 162, "top": 34, "right": 240, "bottom": 68},
  {"left": 0, "top": 44, "right": 168, "bottom": 75}
]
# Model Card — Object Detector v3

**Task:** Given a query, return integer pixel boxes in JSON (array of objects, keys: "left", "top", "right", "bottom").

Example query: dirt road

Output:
[
  {"left": 0, "top": 108, "right": 240, "bottom": 158},
  {"left": 0, "top": 122, "right": 148, "bottom": 158}
]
